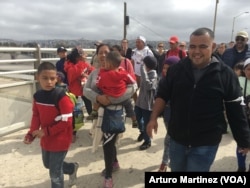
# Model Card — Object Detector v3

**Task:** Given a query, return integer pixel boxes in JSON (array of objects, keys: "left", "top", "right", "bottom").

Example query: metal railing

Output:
[
  {"left": 0, "top": 45, "right": 95, "bottom": 89},
  {"left": 0, "top": 45, "right": 95, "bottom": 136}
]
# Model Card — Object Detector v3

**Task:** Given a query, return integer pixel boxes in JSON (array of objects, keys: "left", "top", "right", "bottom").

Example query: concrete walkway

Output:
[{"left": 0, "top": 117, "right": 249, "bottom": 188}]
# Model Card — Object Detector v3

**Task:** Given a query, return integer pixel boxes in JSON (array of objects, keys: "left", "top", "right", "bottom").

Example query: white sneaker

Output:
[{"left": 68, "top": 162, "right": 79, "bottom": 187}]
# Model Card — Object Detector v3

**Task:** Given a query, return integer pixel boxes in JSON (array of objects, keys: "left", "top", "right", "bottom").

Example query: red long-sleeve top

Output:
[
  {"left": 64, "top": 60, "right": 94, "bottom": 96},
  {"left": 27, "top": 88, "right": 74, "bottom": 152},
  {"left": 96, "top": 67, "right": 136, "bottom": 97}
]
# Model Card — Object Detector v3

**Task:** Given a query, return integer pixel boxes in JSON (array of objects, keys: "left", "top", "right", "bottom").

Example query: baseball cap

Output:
[
  {"left": 137, "top": 36, "right": 146, "bottom": 44},
  {"left": 94, "top": 40, "right": 103, "bottom": 46},
  {"left": 236, "top": 31, "right": 249, "bottom": 39},
  {"left": 164, "top": 56, "right": 180, "bottom": 66},
  {"left": 244, "top": 58, "right": 250, "bottom": 68},
  {"left": 169, "top": 36, "right": 179, "bottom": 44},
  {"left": 57, "top": 46, "right": 67, "bottom": 53}
]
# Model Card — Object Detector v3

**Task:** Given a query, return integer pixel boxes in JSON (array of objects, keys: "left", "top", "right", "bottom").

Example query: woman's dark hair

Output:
[
  {"left": 234, "top": 61, "right": 245, "bottom": 77},
  {"left": 96, "top": 43, "right": 112, "bottom": 55},
  {"left": 67, "top": 47, "right": 84, "bottom": 64},
  {"left": 112, "top": 45, "right": 122, "bottom": 52}
]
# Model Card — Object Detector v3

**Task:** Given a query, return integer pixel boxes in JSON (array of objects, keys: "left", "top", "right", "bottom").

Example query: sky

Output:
[{"left": 0, "top": 0, "right": 250, "bottom": 43}]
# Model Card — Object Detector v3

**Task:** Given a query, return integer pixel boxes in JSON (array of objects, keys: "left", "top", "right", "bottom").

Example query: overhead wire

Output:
[{"left": 128, "top": 16, "right": 166, "bottom": 40}]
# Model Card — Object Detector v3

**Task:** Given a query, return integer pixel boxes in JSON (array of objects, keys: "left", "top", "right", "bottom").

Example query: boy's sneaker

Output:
[
  {"left": 86, "top": 110, "right": 98, "bottom": 120},
  {"left": 132, "top": 120, "right": 138, "bottom": 128},
  {"left": 103, "top": 178, "right": 113, "bottom": 188},
  {"left": 101, "top": 162, "right": 120, "bottom": 176},
  {"left": 68, "top": 162, "right": 79, "bottom": 187}
]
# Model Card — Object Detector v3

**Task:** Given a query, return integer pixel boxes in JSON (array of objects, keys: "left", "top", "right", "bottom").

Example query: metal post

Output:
[
  {"left": 34, "top": 44, "right": 41, "bottom": 91},
  {"left": 231, "top": 17, "right": 236, "bottom": 41},
  {"left": 213, "top": 0, "right": 219, "bottom": 35},
  {"left": 230, "top": 11, "right": 249, "bottom": 41}
]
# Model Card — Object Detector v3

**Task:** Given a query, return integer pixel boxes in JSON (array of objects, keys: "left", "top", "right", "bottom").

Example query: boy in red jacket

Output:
[{"left": 23, "top": 62, "right": 79, "bottom": 188}]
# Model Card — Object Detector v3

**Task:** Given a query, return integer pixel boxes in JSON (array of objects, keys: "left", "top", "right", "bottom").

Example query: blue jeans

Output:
[
  {"left": 236, "top": 146, "right": 247, "bottom": 170},
  {"left": 169, "top": 138, "right": 219, "bottom": 171},
  {"left": 42, "top": 149, "right": 75, "bottom": 188},
  {"left": 134, "top": 106, "right": 151, "bottom": 143}
]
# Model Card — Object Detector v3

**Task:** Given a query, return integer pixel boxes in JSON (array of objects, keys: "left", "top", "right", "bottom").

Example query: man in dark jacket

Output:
[
  {"left": 121, "top": 39, "right": 132, "bottom": 60},
  {"left": 56, "top": 46, "right": 68, "bottom": 84},
  {"left": 148, "top": 42, "right": 166, "bottom": 77},
  {"left": 222, "top": 30, "right": 250, "bottom": 68},
  {"left": 147, "top": 27, "right": 250, "bottom": 172}
]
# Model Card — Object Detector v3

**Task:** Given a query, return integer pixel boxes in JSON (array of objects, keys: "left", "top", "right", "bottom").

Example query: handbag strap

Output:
[
  {"left": 125, "top": 58, "right": 128, "bottom": 70},
  {"left": 244, "top": 77, "right": 247, "bottom": 98}
]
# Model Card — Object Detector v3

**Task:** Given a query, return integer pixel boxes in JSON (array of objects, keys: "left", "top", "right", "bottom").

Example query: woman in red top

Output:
[{"left": 64, "top": 47, "right": 95, "bottom": 140}]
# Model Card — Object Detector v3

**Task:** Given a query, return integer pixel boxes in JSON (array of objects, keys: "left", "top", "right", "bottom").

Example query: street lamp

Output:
[
  {"left": 213, "top": 0, "right": 219, "bottom": 35},
  {"left": 231, "top": 11, "right": 249, "bottom": 41}
]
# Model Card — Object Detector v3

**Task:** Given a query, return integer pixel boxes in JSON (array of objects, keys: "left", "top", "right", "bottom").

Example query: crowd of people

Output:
[{"left": 23, "top": 27, "right": 250, "bottom": 188}]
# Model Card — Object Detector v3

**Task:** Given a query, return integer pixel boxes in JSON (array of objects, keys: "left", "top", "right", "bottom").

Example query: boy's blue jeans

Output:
[
  {"left": 42, "top": 149, "right": 75, "bottom": 188},
  {"left": 169, "top": 138, "right": 219, "bottom": 171}
]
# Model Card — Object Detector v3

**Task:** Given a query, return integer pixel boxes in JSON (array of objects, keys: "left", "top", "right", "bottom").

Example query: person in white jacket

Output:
[{"left": 131, "top": 36, "right": 154, "bottom": 97}]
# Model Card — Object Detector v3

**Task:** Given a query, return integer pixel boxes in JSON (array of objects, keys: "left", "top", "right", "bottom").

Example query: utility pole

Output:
[
  {"left": 123, "top": 2, "right": 129, "bottom": 39},
  {"left": 123, "top": 2, "right": 127, "bottom": 39}
]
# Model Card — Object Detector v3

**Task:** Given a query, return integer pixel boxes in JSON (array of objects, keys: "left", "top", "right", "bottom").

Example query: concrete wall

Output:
[{"left": 0, "top": 83, "right": 34, "bottom": 136}]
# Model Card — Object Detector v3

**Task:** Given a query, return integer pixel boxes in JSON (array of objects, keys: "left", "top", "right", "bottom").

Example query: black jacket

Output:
[
  {"left": 150, "top": 47, "right": 166, "bottom": 76},
  {"left": 56, "top": 57, "right": 68, "bottom": 84},
  {"left": 157, "top": 56, "right": 250, "bottom": 148}
]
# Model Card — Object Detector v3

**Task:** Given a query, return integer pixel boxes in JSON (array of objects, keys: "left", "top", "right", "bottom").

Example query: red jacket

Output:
[
  {"left": 64, "top": 60, "right": 94, "bottom": 96},
  {"left": 28, "top": 88, "right": 74, "bottom": 152}
]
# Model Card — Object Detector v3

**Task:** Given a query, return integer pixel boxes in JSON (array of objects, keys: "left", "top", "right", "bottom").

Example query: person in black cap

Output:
[
  {"left": 134, "top": 55, "right": 158, "bottom": 150},
  {"left": 56, "top": 46, "right": 68, "bottom": 84}
]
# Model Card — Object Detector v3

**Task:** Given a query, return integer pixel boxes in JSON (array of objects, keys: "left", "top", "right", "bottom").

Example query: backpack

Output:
[
  {"left": 53, "top": 88, "right": 84, "bottom": 131},
  {"left": 53, "top": 87, "right": 76, "bottom": 108},
  {"left": 243, "top": 78, "right": 250, "bottom": 120},
  {"left": 166, "top": 49, "right": 184, "bottom": 59}
]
